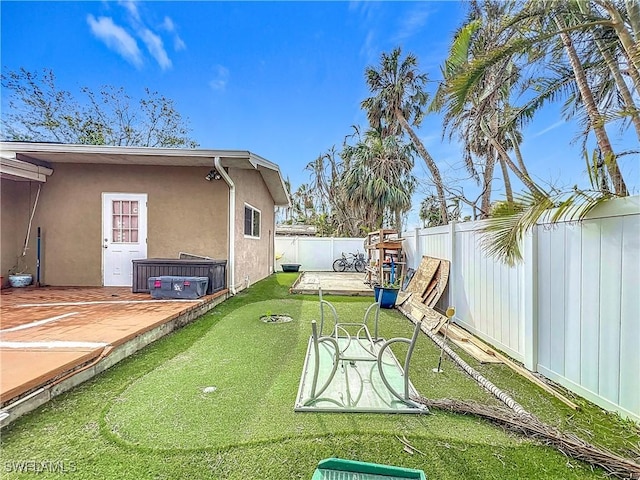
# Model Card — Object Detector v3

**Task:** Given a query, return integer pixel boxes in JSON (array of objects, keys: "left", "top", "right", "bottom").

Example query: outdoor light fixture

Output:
[{"left": 205, "top": 169, "right": 222, "bottom": 181}]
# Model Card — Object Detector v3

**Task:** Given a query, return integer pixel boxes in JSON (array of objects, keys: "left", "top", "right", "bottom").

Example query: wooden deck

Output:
[{"left": 0, "top": 286, "right": 227, "bottom": 416}]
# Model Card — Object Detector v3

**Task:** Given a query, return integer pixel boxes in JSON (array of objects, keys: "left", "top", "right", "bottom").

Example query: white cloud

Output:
[
  {"left": 89, "top": 5, "right": 185, "bottom": 70},
  {"left": 348, "top": 1, "right": 379, "bottom": 23},
  {"left": 174, "top": 36, "right": 186, "bottom": 51},
  {"left": 119, "top": 0, "right": 140, "bottom": 22},
  {"left": 140, "top": 28, "right": 172, "bottom": 70},
  {"left": 393, "top": 5, "right": 431, "bottom": 42},
  {"left": 209, "top": 65, "right": 229, "bottom": 91},
  {"left": 533, "top": 120, "right": 564, "bottom": 138},
  {"left": 360, "top": 31, "right": 378, "bottom": 64},
  {"left": 87, "top": 14, "right": 143, "bottom": 68},
  {"left": 160, "top": 16, "right": 186, "bottom": 51},
  {"left": 161, "top": 16, "right": 175, "bottom": 32}
]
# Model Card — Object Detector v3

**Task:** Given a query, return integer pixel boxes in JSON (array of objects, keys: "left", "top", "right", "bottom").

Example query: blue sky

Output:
[{"left": 2, "top": 1, "right": 638, "bottom": 226}]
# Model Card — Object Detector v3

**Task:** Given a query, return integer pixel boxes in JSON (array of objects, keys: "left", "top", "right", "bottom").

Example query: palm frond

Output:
[{"left": 480, "top": 189, "right": 614, "bottom": 265}]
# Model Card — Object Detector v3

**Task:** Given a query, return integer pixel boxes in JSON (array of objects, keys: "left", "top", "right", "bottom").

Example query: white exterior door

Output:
[{"left": 102, "top": 193, "right": 148, "bottom": 286}]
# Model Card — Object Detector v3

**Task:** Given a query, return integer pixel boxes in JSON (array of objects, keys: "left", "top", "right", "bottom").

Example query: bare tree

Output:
[{"left": 1, "top": 68, "right": 198, "bottom": 148}]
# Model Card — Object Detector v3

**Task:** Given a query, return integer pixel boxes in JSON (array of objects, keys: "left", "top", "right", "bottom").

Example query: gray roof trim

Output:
[{"left": 0, "top": 142, "right": 290, "bottom": 206}]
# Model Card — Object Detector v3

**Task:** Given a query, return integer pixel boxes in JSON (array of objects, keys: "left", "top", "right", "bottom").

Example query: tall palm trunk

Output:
[
  {"left": 621, "top": 47, "right": 640, "bottom": 94},
  {"left": 488, "top": 135, "right": 544, "bottom": 195},
  {"left": 556, "top": 19, "right": 628, "bottom": 196},
  {"left": 591, "top": 27, "right": 640, "bottom": 138},
  {"left": 595, "top": 0, "right": 640, "bottom": 75},
  {"left": 499, "top": 156, "right": 514, "bottom": 203},
  {"left": 509, "top": 131, "right": 530, "bottom": 178},
  {"left": 598, "top": 39, "right": 640, "bottom": 138},
  {"left": 478, "top": 117, "right": 542, "bottom": 196},
  {"left": 480, "top": 152, "right": 496, "bottom": 218},
  {"left": 489, "top": 112, "right": 513, "bottom": 203},
  {"left": 396, "top": 112, "right": 449, "bottom": 224}
]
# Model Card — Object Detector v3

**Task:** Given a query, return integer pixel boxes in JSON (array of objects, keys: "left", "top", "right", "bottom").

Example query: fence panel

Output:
[
  {"left": 274, "top": 237, "right": 365, "bottom": 271},
  {"left": 535, "top": 207, "right": 640, "bottom": 421},
  {"left": 453, "top": 223, "right": 524, "bottom": 360},
  {"left": 402, "top": 195, "right": 639, "bottom": 422}
]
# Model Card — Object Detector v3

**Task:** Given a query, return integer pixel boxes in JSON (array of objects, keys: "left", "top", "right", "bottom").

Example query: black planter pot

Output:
[{"left": 281, "top": 264, "right": 301, "bottom": 272}]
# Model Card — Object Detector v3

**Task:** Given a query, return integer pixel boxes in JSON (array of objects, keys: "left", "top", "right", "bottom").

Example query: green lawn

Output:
[{"left": 1, "top": 273, "right": 637, "bottom": 479}]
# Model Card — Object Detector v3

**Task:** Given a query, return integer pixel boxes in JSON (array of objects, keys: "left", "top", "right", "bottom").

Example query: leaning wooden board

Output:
[
  {"left": 444, "top": 325, "right": 502, "bottom": 363},
  {"left": 424, "top": 260, "right": 450, "bottom": 308},
  {"left": 447, "top": 324, "right": 579, "bottom": 410},
  {"left": 400, "top": 256, "right": 450, "bottom": 307},
  {"left": 405, "top": 257, "right": 441, "bottom": 297},
  {"left": 398, "top": 298, "right": 448, "bottom": 333}
]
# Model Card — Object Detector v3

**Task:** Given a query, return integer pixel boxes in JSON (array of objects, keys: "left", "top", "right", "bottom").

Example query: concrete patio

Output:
[
  {"left": 0, "top": 285, "right": 227, "bottom": 427},
  {"left": 290, "top": 271, "right": 374, "bottom": 296}
]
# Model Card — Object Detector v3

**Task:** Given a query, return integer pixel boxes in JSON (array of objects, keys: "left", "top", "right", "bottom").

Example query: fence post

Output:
[
  {"left": 523, "top": 229, "right": 538, "bottom": 371},
  {"left": 330, "top": 238, "right": 334, "bottom": 268},
  {"left": 414, "top": 227, "right": 421, "bottom": 268},
  {"left": 449, "top": 221, "right": 456, "bottom": 309}
]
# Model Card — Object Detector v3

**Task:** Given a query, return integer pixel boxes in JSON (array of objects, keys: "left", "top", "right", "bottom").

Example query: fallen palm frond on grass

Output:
[{"left": 413, "top": 396, "right": 640, "bottom": 479}]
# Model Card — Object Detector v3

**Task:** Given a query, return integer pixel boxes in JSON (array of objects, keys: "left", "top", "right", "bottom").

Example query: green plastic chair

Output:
[{"left": 311, "top": 458, "right": 426, "bottom": 479}]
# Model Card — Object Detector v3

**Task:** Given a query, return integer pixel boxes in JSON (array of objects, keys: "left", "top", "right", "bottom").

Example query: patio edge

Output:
[{"left": 0, "top": 290, "right": 228, "bottom": 429}]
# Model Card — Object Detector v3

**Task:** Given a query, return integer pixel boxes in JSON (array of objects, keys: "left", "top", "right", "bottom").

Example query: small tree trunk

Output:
[
  {"left": 488, "top": 135, "right": 543, "bottom": 195},
  {"left": 396, "top": 112, "right": 449, "bottom": 225},
  {"left": 509, "top": 132, "right": 530, "bottom": 178}
]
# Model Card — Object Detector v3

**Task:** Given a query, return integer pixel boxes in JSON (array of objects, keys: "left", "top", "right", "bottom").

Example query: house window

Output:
[
  {"left": 244, "top": 204, "right": 261, "bottom": 238},
  {"left": 112, "top": 200, "right": 139, "bottom": 243}
]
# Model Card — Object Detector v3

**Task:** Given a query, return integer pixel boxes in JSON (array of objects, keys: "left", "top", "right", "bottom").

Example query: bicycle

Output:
[{"left": 332, "top": 251, "right": 366, "bottom": 273}]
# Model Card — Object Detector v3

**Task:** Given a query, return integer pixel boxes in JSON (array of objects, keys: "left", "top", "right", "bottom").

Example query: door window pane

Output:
[{"left": 112, "top": 200, "right": 140, "bottom": 243}]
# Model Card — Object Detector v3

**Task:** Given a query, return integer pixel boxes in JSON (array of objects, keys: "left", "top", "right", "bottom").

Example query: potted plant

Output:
[
  {"left": 8, "top": 257, "right": 33, "bottom": 288},
  {"left": 373, "top": 280, "right": 400, "bottom": 309}
]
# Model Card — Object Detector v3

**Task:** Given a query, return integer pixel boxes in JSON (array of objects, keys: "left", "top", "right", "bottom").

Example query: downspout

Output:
[{"left": 214, "top": 157, "right": 237, "bottom": 295}]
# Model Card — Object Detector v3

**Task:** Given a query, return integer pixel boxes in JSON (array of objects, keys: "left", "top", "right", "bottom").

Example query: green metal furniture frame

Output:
[{"left": 295, "top": 288, "right": 426, "bottom": 413}]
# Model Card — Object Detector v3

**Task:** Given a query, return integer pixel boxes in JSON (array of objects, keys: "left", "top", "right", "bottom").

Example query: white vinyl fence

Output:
[
  {"left": 275, "top": 236, "right": 366, "bottom": 271},
  {"left": 402, "top": 196, "right": 640, "bottom": 423}
]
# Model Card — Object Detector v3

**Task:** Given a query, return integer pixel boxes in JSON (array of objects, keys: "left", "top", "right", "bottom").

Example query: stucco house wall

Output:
[
  {"left": 0, "top": 179, "right": 33, "bottom": 277},
  {"left": 2, "top": 164, "right": 228, "bottom": 287},
  {"left": 1, "top": 143, "right": 289, "bottom": 291},
  {"left": 230, "top": 167, "right": 276, "bottom": 290}
]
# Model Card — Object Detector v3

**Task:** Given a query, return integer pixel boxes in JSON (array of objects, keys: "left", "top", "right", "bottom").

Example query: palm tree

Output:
[
  {"left": 342, "top": 129, "right": 416, "bottom": 233},
  {"left": 438, "top": 0, "right": 638, "bottom": 263},
  {"left": 431, "top": 1, "right": 533, "bottom": 218},
  {"left": 362, "top": 48, "right": 449, "bottom": 224},
  {"left": 553, "top": 13, "right": 629, "bottom": 196},
  {"left": 445, "top": 1, "right": 635, "bottom": 197},
  {"left": 594, "top": 0, "right": 640, "bottom": 76}
]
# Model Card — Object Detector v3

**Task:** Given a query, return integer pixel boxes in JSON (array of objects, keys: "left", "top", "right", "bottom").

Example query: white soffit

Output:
[{"left": 0, "top": 155, "right": 53, "bottom": 182}]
